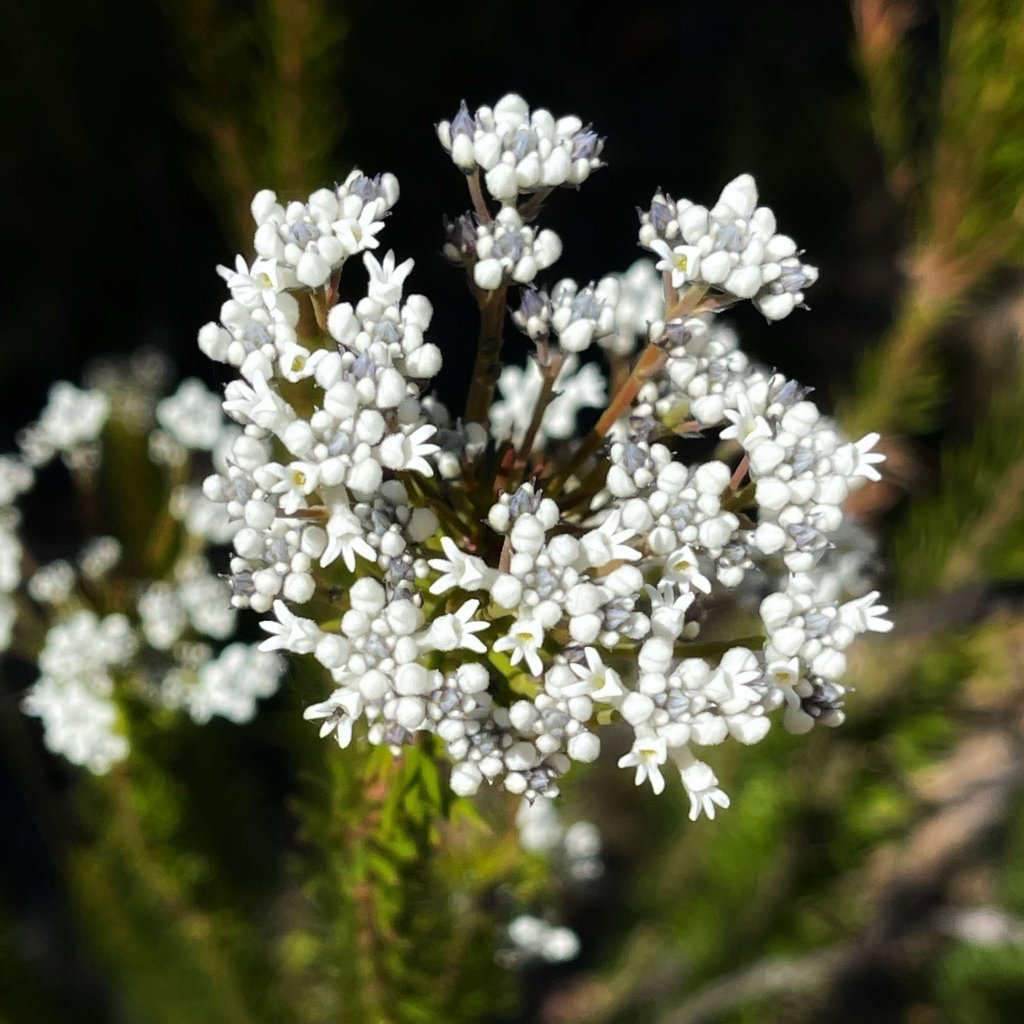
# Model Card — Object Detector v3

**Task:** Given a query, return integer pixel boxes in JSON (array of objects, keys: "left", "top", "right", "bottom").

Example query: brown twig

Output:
[{"left": 463, "top": 284, "right": 509, "bottom": 428}]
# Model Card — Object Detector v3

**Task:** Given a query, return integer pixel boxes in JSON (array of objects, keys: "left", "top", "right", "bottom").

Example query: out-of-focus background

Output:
[{"left": 3, "top": 1, "right": 1024, "bottom": 1021}]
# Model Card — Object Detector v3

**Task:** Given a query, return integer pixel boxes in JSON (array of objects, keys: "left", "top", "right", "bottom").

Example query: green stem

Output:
[
  {"left": 676, "top": 635, "right": 764, "bottom": 658},
  {"left": 723, "top": 482, "right": 757, "bottom": 513}
]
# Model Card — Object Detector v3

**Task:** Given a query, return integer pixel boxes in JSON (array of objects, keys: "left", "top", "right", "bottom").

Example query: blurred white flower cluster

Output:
[
  {"left": 3, "top": 355, "right": 280, "bottom": 773},
  {"left": 496, "top": 796, "right": 603, "bottom": 968},
  {"left": 199, "top": 93, "right": 890, "bottom": 816}
]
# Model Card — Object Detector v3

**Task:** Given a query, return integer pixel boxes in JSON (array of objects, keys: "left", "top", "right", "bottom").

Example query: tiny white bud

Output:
[{"left": 568, "top": 732, "right": 600, "bottom": 763}]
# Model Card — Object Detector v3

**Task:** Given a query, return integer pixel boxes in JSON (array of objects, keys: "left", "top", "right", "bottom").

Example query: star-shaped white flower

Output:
[
  {"left": 378, "top": 424, "right": 439, "bottom": 475},
  {"left": 838, "top": 590, "right": 892, "bottom": 634},
  {"left": 262, "top": 460, "right": 320, "bottom": 514},
  {"left": 579, "top": 510, "right": 639, "bottom": 568},
  {"left": 649, "top": 239, "right": 703, "bottom": 289},
  {"left": 720, "top": 392, "right": 773, "bottom": 449},
  {"left": 217, "top": 255, "right": 290, "bottom": 308},
  {"left": 321, "top": 506, "right": 376, "bottom": 571},
  {"left": 646, "top": 581, "right": 697, "bottom": 639},
  {"left": 334, "top": 204, "right": 386, "bottom": 260},
  {"left": 423, "top": 599, "right": 490, "bottom": 654},
  {"left": 223, "top": 370, "right": 296, "bottom": 433},
  {"left": 618, "top": 734, "right": 668, "bottom": 794},
  {"left": 303, "top": 685, "right": 364, "bottom": 747},
  {"left": 567, "top": 647, "right": 625, "bottom": 702},
  {"left": 493, "top": 619, "right": 545, "bottom": 676},
  {"left": 853, "top": 432, "right": 886, "bottom": 482},
  {"left": 361, "top": 249, "right": 413, "bottom": 306},
  {"left": 663, "top": 546, "right": 712, "bottom": 594},
  {"left": 678, "top": 757, "right": 730, "bottom": 821},
  {"left": 428, "top": 535, "right": 495, "bottom": 595},
  {"left": 259, "top": 600, "right": 322, "bottom": 654}
]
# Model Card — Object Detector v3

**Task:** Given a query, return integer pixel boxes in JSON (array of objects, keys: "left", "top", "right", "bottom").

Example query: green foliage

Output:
[
  {"left": 891, "top": 370, "right": 1024, "bottom": 594},
  {"left": 933, "top": 942, "right": 1024, "bottom": 1024},
  {"left": 845, "top": 292, "right": 950, "bottom": 436},
  {"left": 280, "top": 733, "right": 523, "bottom": 1024},
  {"left": 70, "top": 764, "right": 281, "bottom": 1024},
  {"left": 933, "top": 0, "right": 1024, "bottom": 268},
  {"left": 844, "top": 0, "right": 1024, "bottom": 438},
  {"left": 854, "top": 0, "right": 914, "bottom": 182},
  {"left": 167, "top": 0, "right": 349, "bottom": 247}
]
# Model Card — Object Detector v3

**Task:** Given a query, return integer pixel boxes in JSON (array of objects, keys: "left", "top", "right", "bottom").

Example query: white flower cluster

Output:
[
  {"left": 517, "top": 796, "right": 603, "bottom": 882},
  {"left": 3, "top": 363, "right": 281, "bottom": 773},
  {"left": 199, "top": 94, "right": 890, "bottom": 818},
  {"left": 21, "top": 610, "right": 137, "bottom": 773},
  {"left": 490, "top": 355, "right": 606, "bottom": 449},
  {"left": 502, "top": 914, "right": 580, "bottom": 967},
  {"left": 249, "top": 170, "right": 397, "bottom": 288},
  {"left": 436, "top": 94, "right": 604, "bottom": 203},
  {"left": 513, "top": 277, "right": 619, "bottom": 352},
  {"left": 497, "top": 796, "right": 603, "bottom": 968},
  {"left": 639, "top": 174, "right": 819, "bottom": 321},
  {"left": 444, "top": 207, "right": 562, "bottom": 291},
  {"left": 17, "top": 382, "right": 110, "bottom": 469},
  {"left": 607, "top": 258, "right": 664, "bottom": 356}
]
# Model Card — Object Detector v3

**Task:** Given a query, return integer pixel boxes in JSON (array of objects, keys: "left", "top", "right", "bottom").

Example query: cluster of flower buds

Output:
[
  {"left": 436, "top": 94, "right": 604, "bottom": 204},
  {"left": 199, "top": 94, "right": 890, "bottom": 815},
  {"left": 513, "top": 277, "right": 619, "bottom": 352},
  {"left": 444, "top": 207, "right": 562, "bottom": 291},
  {"left": 249, "top": 171, "right": 399, "bottom": 288},
  {"left": 639, "top": 175, "right": 819, "bottom": 320},
  {"left": 3, "top": 355, "right": 280, "bottom": 772}
]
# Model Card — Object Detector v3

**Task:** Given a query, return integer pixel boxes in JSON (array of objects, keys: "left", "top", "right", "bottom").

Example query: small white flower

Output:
[
  {"left": 663, "top": 547, "right": 712, "bottom": 594},
  {"left": 649, "top": 239, "right": 703, "bottom": 288},
  {"left": 217, "top": 254, "right": 291, "bottom": 307},
  {"left": 424, "top": 598, "right": 490, "bottom": 654},
  {"left": 579, "top": 510, "right": 639, "bottom": 568},
  {"left": 493, "top": 619, "right": 545, "bottom": 677},
  {"left": 363, "top": 249, "right": 414, "bottom": 307},
  {"left": 157, "top": 379, "right": 227, "bottom": 451},
  {"left": 838, "top": 591, "right": 893, "bottom": 634},
  {"left": 567, "top": 648, "right": 625, "bottom": 702},
  {"left": 679, "top": 757, "right": 731, "bottom": 821},
  {"left": 223, "top": 371, "right": 295, "bottom": 433},
  {"left": 303, "top": 687, "right": 363, "bottom": 747},
  {"left": 19, "top": 383, "right": 110, "bottom": 465},
  {"left": 334, "top": 203, "right": 386, "bottom": 259},
  {"left": 378, "top": 424, "right": 439, "bottom": 475},
  {"left": 259, "top": 600, "right": 322, "bottom": 654},
  {"left": 618, "top": 734, "right": 668, "bottom": 795},
  {"left": 320, "top": 506, "right": 374, "bottom": 570},
  {"left": 720, "top": 392, "right": 773, "bottom": 449},
  {"left": 428, "top": 536, "right": 494, "bottom": 595}
]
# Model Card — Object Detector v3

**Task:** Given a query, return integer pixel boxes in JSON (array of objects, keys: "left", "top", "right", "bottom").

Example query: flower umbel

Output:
[{"left": 198, "top": 93, "right": 890, "bottom": 810}]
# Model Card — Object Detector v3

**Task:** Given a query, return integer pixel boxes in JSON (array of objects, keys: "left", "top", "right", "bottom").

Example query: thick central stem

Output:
[{"left": 463, "top": 284, "right": 508, "bottom": 428}]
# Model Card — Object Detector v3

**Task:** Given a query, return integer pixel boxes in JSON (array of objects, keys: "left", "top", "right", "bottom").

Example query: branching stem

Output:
[
  {"left": 513, "top": 353, "right": 565, "bottom": 482},
  {"left": 547, "top": 342, "right": 668, "bottom": 493}
]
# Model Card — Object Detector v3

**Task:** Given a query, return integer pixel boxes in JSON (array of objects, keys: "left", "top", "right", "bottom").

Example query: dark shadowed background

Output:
[{"left": 7, "top": 1, "right": 1024, "bottom": 1022}]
